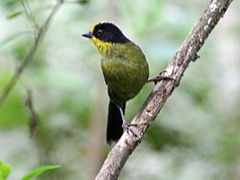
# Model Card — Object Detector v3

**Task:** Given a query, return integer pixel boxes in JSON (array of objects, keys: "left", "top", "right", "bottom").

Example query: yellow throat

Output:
[{"left": 91, "top": 36, "right": 112, "bottom": 56}]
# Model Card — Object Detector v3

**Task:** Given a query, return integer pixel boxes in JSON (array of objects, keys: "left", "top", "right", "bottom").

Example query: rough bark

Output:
[{"left": 95, "top": 0, "right": 234, "bottom": 179}]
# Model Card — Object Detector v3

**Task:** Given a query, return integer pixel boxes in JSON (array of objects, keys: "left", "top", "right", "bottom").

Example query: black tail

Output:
[{"left": 107, "top": 101, "right": 125, "bottom": 144}]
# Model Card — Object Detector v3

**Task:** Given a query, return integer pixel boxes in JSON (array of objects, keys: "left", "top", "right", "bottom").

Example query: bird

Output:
[{"left": 82, "top": 22, "right": 155, "bottom": 144}]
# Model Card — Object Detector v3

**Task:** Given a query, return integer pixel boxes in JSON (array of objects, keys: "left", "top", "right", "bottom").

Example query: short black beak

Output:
[{"left": 82, "top": 31, "right": 92, "bottom": 39}]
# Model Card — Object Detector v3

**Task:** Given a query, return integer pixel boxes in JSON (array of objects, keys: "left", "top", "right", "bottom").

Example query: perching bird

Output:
[{"left": 82, "top": 22, "right": 149, "bottom": 144}]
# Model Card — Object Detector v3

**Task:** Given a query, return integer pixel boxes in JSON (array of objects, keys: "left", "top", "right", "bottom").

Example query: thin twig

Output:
[
  {"left": 0, "top": 0, "right": 64, "bottom": 106},
  {"left": 95, "top": 0, "right": 234, "bottom": 179},
  {"left": 23, "top": 89, "right": 39, "bottom": 138},
  {"left": 21, "top": 0, "right": 40, "bottom": 31}
]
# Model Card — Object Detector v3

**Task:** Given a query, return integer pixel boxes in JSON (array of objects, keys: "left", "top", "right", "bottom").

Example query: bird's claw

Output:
[
  {"left": 147, "top": 70, "right": 176, "bottom": 84},
  {"left": 122, "top": 121, "right": 138, "bottom": 138},
  {"left": 147, "top": 75, "right": 175, "bottom": 84}
]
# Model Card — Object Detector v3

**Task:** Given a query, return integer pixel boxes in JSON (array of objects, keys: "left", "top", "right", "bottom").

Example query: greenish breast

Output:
[{"left": 100, "top": 42, "right": 149, "bottom": 105}]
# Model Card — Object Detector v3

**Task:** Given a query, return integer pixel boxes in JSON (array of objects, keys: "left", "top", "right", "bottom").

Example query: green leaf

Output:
[
  {"left": 6, "top": 11, "right": 22, "bottom": 19},
  {"left": 0, "top": 0, "right": 19, "bottom": 8},
  {"left": 21, "top": 165, "right": 60, "bottom": 180},
  {"left": 0, "top": 161, "right": 12, "bottom": 180},
  {"left": 79, "top": 0, "right": 89, "bottom": 5}
]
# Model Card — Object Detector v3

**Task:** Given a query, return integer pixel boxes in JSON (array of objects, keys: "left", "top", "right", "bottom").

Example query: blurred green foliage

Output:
[
  {"left": 21, "top": 164, "right": 60, "bottom": 180},
  {"left": 0, "top": 161, "right": 11, "bottom": 180},
  {"left": 0, "top": 0, "right": 240, "bottom": 180},
  {"left": 0, "top": 161, "right": 60, "bottom": 180}
]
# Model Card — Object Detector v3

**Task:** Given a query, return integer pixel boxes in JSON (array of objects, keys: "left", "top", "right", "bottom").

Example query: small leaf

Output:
[
  {"left": 21, "top": 165, "right": 60, "bottom": 180},
  {"left": 0, "top": 160, "right": 12, "bottom": 180},
  {"left": 7, "top": 11, "right": 22, "bottom": 19},
  {"left": 79, "top": 0, "right": 89, "bottom": 5}
]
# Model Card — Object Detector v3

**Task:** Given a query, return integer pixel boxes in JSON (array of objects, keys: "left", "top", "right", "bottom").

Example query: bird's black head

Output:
[{"left": 83, "top": 22, "right": 131, "bottom": 44}]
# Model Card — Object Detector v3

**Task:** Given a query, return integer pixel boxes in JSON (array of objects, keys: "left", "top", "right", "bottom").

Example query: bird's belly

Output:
[{"left": 101, "top": 58, "right": 147, "bottom": 104}]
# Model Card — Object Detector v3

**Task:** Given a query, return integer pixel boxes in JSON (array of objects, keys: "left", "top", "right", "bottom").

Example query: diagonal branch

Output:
[
  {"left": 95, "top": 0, "right": 234, "bottom": 179},
  {"left": 0, "top": 0, "right": 64, "bottom": 106}
]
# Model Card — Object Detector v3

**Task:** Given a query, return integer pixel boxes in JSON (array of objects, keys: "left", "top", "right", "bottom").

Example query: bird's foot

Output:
[
  {"left": 119, "top": 107, "right": 139, "bottom": 138},
  {"left": 122, "top": 121, "right": 138, "bottom": 138},
  {"left": 147, "top": 70, "right": 175, "bottom": 84}
]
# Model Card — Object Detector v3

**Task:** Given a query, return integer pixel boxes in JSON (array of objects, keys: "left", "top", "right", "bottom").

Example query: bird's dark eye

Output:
[{"left": 97, "top": 29, "right": 103, "bottom": 36}]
